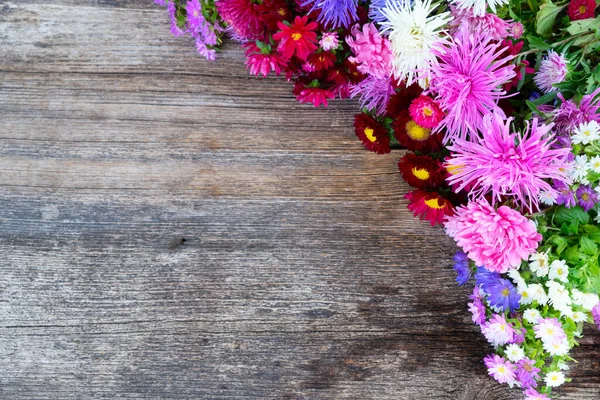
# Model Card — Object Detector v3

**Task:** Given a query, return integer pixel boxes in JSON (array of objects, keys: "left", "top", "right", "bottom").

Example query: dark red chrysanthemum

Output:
[
  {"left": 404, "top": 190, "right": 454, "bottom": 226},
  {"left": 273, "top": 16, "right": 318, "bottom": 60},
  {"left": 386, "top": 83, "right": 422, "bottom": 117},
  {"left": 567, "top": 0, "right": 596, "bottom": 20},
  {"left": 398, "top": 153, "right": 445, "bottom": 190},
  {"left": 309, "top": 51, "right": 337, "bottom": 71},
  {"left": 344, "top": 60, "right": 366, "bottom": 84},
  {"left": 393, "top": 110, "right": 443, "bottom": 153},
  {"left": 256, "top": 0, "right": 292, "bottom": 31},
  {"left": 354, "top": 113, "right": 390, "bottom": 154},
  {"left": 216, "top": 0, "right": 264, "bottom": 40}
]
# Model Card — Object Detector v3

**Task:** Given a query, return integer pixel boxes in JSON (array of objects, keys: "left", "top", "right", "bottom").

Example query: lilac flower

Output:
[
  {"left": 486, "top": 279, "right": 521, "bottom": 312},
  {"left": 168, "top": 2, "right": 185, "bottom": 37},
  {"left": 428, "top": 26, "right": 515, "bottom": 142},
  {"left": 592, "top": 303, "right": 600, "bottom": 330},
  {"left": 482, "top": 314, "right": 515, "bottom": 347},
  {"left": 484, "top": 354, "right": 516, "bottom": 385},
  {"left": 186, "top": 0, "right": 204, "bottom": 35},
  {"left": 550, "top": 88, "right": 600, "bottom": 135},
  {"left": 453, "top": 251, "right": 471, "bottom": 285},
  {"left": 368, "top": 0, "right": 389, "bottom": 23},
  {"left": 196, "top": 40, "right": 216, "bottom": 61},
  {"left": 516, "top": 358, "right": 541, "bottom": 389},
  {"left": 319, "top": 32, "right": 340, "bottom": 51},
  {"left": 576, "top": 184, "right": 599, "bottom": 211},
  {"left": 445, "top": 113, "right": 572, "bottom": 211},
  {"left": 154, "top": 0, "right": 166, "bottom": 5},
  {"left": 301, "top": 0, "right": 358, "bottom": 28},
  {"left": 534, "top": 51, "right": 569, "bottom": 93},
  {"left": 524, "top": 388, "right": 550, "bottom": 400},
  {"left": 554, "top": 180, "right": 577, "bottom": 207},
  {"left": 510, "top": 327, "right": 526, "bottom": 345},
  {"left": 469, "top": 286, "right": 487, "bottom": 325},
  {"left": 349, "top": 75, "right": 396, "bottom": 114}
]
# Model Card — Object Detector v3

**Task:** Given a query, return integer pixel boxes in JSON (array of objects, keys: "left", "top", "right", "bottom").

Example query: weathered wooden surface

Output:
[{"left": 0, "top": 1, "right": 598, "bottom": 399}]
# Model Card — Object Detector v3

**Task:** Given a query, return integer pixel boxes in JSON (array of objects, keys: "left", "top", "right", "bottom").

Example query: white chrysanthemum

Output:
[
  {"left": 380, "top": 0, "right": 450, "bottom": 86},
  {"left": 548, "top": 259, "right": 569, "bottom": 283},
  {"left": 523, "top": 308, "right": 541, "bottom": 324},
  {"left": 505, "top": 344, "right": 525, "bottom": 362},
  {"left": 529, "top": 283, "right": 548, "bottom": 305},
  {"left": 529, "top": 251, "right": 549, "bottom": 277},
  {"left": 570, "top": 311, "right": 587, "bottom": 323},
  {"left": 450, "top": 0, "right": 509, "bottom": 16},
  {"left": 571, "top": 154, "right": 590, "bottom": 184},
  {"left": 572, "top": 120, "right": 600, "bottom": 145},
  {"left": 589, "top": 155, "right": 600, "bottom": 173},
  {"left": 572, "top": 289, "right": 600, "bottom": 311},
  {"left": 544, "top": 339, "right": 570, "bottom": 356},
  {"left": 557, "top": 361, "right": 570, "bottom": 371},
  {"left": 547, "top": 281, "right": 572, "bottom": 312},
  {"left": 545, "top": 370, "right": 566, "bottom": 387}
]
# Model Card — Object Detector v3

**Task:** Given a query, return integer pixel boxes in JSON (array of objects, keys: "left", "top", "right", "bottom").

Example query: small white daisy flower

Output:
[
  {"left": 529, "top": 251, "right": 549, "bottom": 277},
  {"left": 544, "top": 339, "right": 570, "bottom": 356},
  {"left": 572, "top": 289, "right": 600, "bottom": 311},
  {"left": 545, "top": 370, "right": 566, "bottom": 387},
  {"left": 571, "top": 154, "right": 590, "bottom": 184},
  {"left": 539, "top": 190, "right": 557, "bottom": 206},
  {"left": 548, "top": 259, "right": 569, "bottom": 283},
  {"left": 505, "top": 344, "right": 525, "bottom": 362},
  {"left": 570, "top": 311, "right": 587, "bottom": 323},
  {"left": 547, "top": 281, "right": 572, "bottom": 312},
  {"left": 572, "top": 120, "right": 600, "bottom": 145},
  {"left": 588, "top": 155, "right": 600, "bottom": 174},
  {"left": 524, "top": 308, "right": 541, "bottom": 324},
  {"left": 529, "top": 283, "right": 548, "bottom": 306}
]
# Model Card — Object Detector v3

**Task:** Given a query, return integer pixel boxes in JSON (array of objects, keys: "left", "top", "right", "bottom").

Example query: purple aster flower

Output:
[
  {"left": 524, "top": 388, "right": 550, "bottom": 400},
  {"left": 349, "top": 75, "right": 396, "bottom": 114},
  {"left": 486, "top": 278, "right": 521, "bottom": 312},
  {"left": 196, "top": 39, "right": 216, "bottom": 61},
  {"left": 167, "top": 2, "right": 185, "bottom": 37},
  {"left": 428, "top": 26, "right": 516, "bottom": 142},
  {"left": 475, "top": 267, "right": 500, "bottom": 293},
  {"left": 154, "top": 0, "right": 166, "bottom": 6},
  {"left": 186, "top": 0, "right": 205, "bottom": 35},
  {"left": 576, "top": 184, "right": 599, "bottom": 211},
  {"left": 368, "top": 0, "right": 389, "bottom": 23},
  {"left": 453, "top": 251, "right": 471, "bottom": 286},
  {"left": 592, "top": 303, "right": 600, "bottom": 330},
  {"left": 554, "top": 180, "right": 577, "bottom": 207},
  {"left": 484, "top": 354, "right": 516, "bottom": 385},
  {"left": 468, "top": 286, "right": 487, "bottom": 325},
  {"left": 445, "top": 113, "right": 572, "bottom": 212},
  {"left": 516, "top": 358, "right": 541, "bottom": 389},
  {"left": 549, "top": 88, "right": 600, "bottom": 136},
  {"left": 301, "top": 0, "right": 358, "bottom": 28},
  {"left": 533, "top": 50, "right": 569, "bottom": 93}
]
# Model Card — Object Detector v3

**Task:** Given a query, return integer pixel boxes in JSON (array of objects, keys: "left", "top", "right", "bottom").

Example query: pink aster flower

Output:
[
  {"left": 592, "top": 303, "right": 600, "bottom": 330},
  {"left": 216, "top": 0, "right": 263, "bottom": 41},
  {"left": 524, "top": 388, "right": 550, "bottom": 400},
  {"left": 320, "top": 32, "right": 340, "bottom": 51},
  {"left": 445, "top": 112, "right": 572, "bottom": 211},
  {"left": 409, "top": 95, "right": 445, "bottom": 129},
  {"left": 445, "top": 199, "right": 542, "bottom": 274},
  {"left": 350, "top": 75, "right": 396, "bottom": 114},
  {"left": 449, "top": 6, "right": 512, "bottom": 41},
  {"left": 481, "top": 314, "right": 515, "bottom": 347},
  {"left": 468, "top": 286, "right": 487, "bottom": 325},
  {"left": 186, "top": 0, "right": 204, "bottom": 34},
  {"left": 346, "top": 23, "right": 393, "bottom": 79},
  {"left": 534, "top": 50, "right": 569, "bottom": 93},
  {"left": 484, "top": 354, "right": 516, "bottom": 385},
  {"left": 534, "top": 317, "right": 567, "bottom": 345},
  {"left": 244, "top": 43, "right": 286, "bottom": 77},
  {"left": 296, "top": 87, "right": 335, "bottom": 107},
  {"left": 428, "top": 26, "right": 515, "bottom": 142}
]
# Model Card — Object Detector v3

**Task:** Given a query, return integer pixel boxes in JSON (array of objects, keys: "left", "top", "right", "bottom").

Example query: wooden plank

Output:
[{"left": 0, "top": 1, "right": 598, "bottom": 399}]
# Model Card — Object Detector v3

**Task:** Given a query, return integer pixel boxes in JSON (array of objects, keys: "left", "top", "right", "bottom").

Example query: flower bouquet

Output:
[{"left": 154, "top": 0, "right": 600, "bottom": 397}]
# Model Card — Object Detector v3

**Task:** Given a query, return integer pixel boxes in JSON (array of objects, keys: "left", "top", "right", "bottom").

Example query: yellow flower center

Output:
[
  {"left": 524, "top": 363, "right": 533, "bottom": 372},
  {"left": 579, "top": 5, "right": 587, "bottom": 13},
  {"left": 364, "top": 127, "right": 376, "bottom": 143},
  {"left": 405, "top": 120, "right": 431, "bottom": 141},
  {"left": 278, "top": 8, "right": 286, "bottom": 16},
  {"left": 424, "top": 197, "right": 444, "bottom": 209},
  {"left": 501, "top": 288, "right": 510, "bottom": 297},
  {"left": 582, "top": 193, "right": 590, "bottom": 201},
  {"left": 583, "top": 129, "right": 591, "bottom": 136},
  {"left": 498, "top": 366, "right": 506, "bottom": 374},
  {"left": 412, "top": 167, "right": 430, "bottom": 180},
  {"left": 422, "top": 106, "right": 433, "bottom": 117},
  {"left": 193, "top": 10, "right": 199, "bottom": 17},
  {"left": 292, "top": 32, "right": 302, "bottom": 41}
]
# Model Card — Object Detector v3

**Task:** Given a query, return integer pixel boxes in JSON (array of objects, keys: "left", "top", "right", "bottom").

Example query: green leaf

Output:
[
  {"left": 526, "top": 35, "right": 552, "bottom": 51},
  {"left": 554, "top": 206, "right": 590, "bottom": 226},
  {"left": 532, "top": 90, "right": 557, "bottom": 105},
  {"left": 550, "top": 235, "right": 569, "bottom": 255},
  {"left": 566, "top": 17, "right": 600, "bottom": 46},
  {"left": 536, "top": 0, "right": 567, "bottom": 36},
  {"left": 580, "top": 236, "right": 598, "bottom": 256}
]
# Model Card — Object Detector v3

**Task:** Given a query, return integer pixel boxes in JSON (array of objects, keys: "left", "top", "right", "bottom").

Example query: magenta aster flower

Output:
[
  {"left": 296, "top": 87, "right": 335, "bottom": 107},
  {"left": 409, "top": 95, "right": 445, "bottom": 129},
  {"left": 445, "top": 199, "right": 542, "bottom": 274},
  {"left": 244, "top": 43, "right": 286, "bottom": 77},
  {"left": 484, "top": 354, "right": 516, "bottom": 385},
  {"left": 186, "top": 0, "right": 204, "bottom": 34},
  {"left": 445, "top": 112, "right": 572, "bottom": 211},
  {"left": 350, "top": 75, "right": 396, "bottom": 115},
  {"left": 592, "top": 303, "right": 600, "bottom": 330},
  {"left": 551, "top": 88, "right": 600, "bottom": 135},
  {"left": 216, "top": 0, "right": 262, "bottom": 40},
  {"left": 346, "top": 23, "right": 393, "bottom": 79},
  {"left": 524, "top": 388, "right": 550, "bottom": 400},
  {"left": 167, "top": 2, "right": 185, "bottom": 37},
  {"left": 319, "top": 32, "right": 340, "bottom": 51},
  {"left": 428, "top": 27, "right": 515, "bottom": 142},
  {"left": 516, "top": 358, "right": 541, "bottom": 389},
  {"left": 576, "top": 184, "right": 599, "bottom": 211},
  {"left": 534, "top": 51, "right": 569, "bottom": 93}
]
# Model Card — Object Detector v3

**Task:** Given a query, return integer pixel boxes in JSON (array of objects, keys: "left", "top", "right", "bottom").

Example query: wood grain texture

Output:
[{"left": 0, "top": 1, "right": 599, "bottom": 399}]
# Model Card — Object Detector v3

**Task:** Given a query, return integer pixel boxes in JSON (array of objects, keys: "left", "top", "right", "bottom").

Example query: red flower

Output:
[
  {"left": 386, "top": 83, "right": 422, "bottom": 117},
  {"left": 354, "top": 113, "right": 390, "bottom": 154},
  {"left": 309, "top": 51, "right": 336, "bottom": 71},
  {"left": 297, "top": 87, "right": 334, "bottom": 107},
  {"left": 244, "top": 43, "right": 287, "bottom": 77},
  {"left": 393, "top": 110, "right": 443, "bottom": 153},
  {"left": 273, "top": 16, "right": 318, "bottom": 60},
  {"left": 404, "top": 190, "right": 454, "bottom": 226},
  {"left": 567, "top": 0, "right": 596, "bottom": 20},
  {"left": 256, "top": 0, "right": 292, "bottom": 31},
  {"left": 398, "top": 153, "right": 445, "bottom": 190},
  {"left": 216, "top": 0, "right": 263, "bottom": 40}
]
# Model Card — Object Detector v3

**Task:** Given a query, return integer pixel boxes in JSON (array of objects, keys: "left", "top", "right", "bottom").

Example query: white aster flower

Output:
[
  {"left": 545, "top": 370, "right": 566, "bottom": 387},
  {"left": 450, "top": 0, "right": 509, "bottom": 16},
  {"left": 548, "top": 259, "right": 569, "bottom": 283},
  {"left": 544, "top": 338, "right": 570, "bottom": 356},
  {"left": 589, "top": 155, "right": 600, "bottom": 174},
  {"left": 519, "top": 285, "right": 534, "bottom": 306},
  {"left": 572, "top": 289, "right": 600, "bottom": 311},
  {"left": 529, "top": 283, "right": 548, "bottom": 306},
  {"left": 572, "top": 120, "right": 600, "bottom": 145},
  {"left": 523, "top": 308, "right": 541, "bottom": 324},
  {"left": 380, "top": 0, "right": 450, "bottom": 86},
  {"left": 557, "top": 361, "right": 570, "bottom": 371},
  {"left": 539, "top": 190, "right": 557, "bottom": 206},
  {"left": 505, "top": 344, "right": 525, "bottom": 362},
  {"left": 507, "top": 269, "right": 526, "bottom": 289},
  {"left": 570, "top": 311, "right": 587, "bottom": 323},
  {"left": 529, "top": 251, "right": 549, "bottom": 277},
  {"left": 571, "top": 154, "right": 590, "bottom": 184},
  {"left": 547, "top": 281, "right": 572, "bottom": 312}
]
